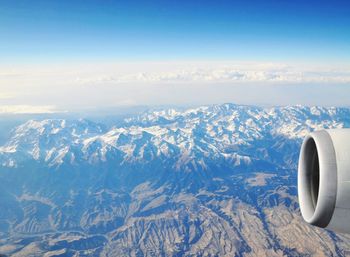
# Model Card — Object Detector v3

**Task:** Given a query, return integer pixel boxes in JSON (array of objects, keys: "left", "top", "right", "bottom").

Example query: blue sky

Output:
[
  {"left": 1, "top": 0, "right": 350, "bottom": 63},
  {"left": 0, "top": 0, "right": 350, "bottom": 111}
]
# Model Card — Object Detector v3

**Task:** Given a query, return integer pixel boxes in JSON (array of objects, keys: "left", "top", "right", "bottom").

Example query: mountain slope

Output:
[{"left": 0, "top": 104, "right": 350, "bottom": 257}]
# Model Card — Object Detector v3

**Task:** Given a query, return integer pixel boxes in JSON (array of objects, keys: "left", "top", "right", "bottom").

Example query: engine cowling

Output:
[{"left": 298, "top": 129, "right": 350, "bottom": 233}]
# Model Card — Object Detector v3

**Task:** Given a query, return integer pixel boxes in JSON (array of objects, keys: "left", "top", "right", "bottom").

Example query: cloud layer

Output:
[
  {"left": 0, "top": 61, "right": 350, "bottom": 110},
  {"left": 75, "top": 63, "right": 350, "bottom": 85},
  {"left": 0, "top": 105, "right": 60, "bottom": 114}
]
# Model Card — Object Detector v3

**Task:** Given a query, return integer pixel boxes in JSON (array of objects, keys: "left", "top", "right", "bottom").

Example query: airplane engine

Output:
[{"left": 298, "top": 129, "right": 350, "bottom": 233}]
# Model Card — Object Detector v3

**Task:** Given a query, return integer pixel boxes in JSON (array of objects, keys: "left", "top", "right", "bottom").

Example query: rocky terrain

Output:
[{"left": 0, "top": 103, "right": 350, "bottom": 256}]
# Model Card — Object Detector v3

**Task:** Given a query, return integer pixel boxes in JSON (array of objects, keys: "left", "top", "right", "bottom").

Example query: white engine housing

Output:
[{"left": 298, "top": 129, "right": 350, "bottom": 233}]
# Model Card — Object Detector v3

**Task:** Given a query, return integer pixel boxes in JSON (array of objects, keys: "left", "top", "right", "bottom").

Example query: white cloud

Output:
[
  {"left": 0, "top": 61, "right": 349, "bottom": 109},
  {"left": 74, "top": 63, "right": 350, "bottom": 85},
  {"left": 0, "top": 93, "right": 14, "bottom": 99},
  {"left": 0, "top": 105, "right": 61, "bottom": 114}
]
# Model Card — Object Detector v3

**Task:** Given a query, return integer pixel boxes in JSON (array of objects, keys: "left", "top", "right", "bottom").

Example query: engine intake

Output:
[{"left": 298, "top": 129, "right": 350, "bottom": 233}]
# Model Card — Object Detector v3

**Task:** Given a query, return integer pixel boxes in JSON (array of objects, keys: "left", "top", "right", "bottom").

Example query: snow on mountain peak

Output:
[{"left": 0, "top": 104, "right": 349, "bottom": 170}]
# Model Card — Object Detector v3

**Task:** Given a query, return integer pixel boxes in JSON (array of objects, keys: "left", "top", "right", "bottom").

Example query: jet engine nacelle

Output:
[{"left": 298, "top": 129, "right": 350, "bottom": 233}]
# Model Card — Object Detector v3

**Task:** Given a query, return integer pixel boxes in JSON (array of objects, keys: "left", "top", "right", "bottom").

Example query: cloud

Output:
[
  {"left": 1, "top": 61, "right": 349, "bottom": 109},
  {"left": 75, "top": 63, "right": 350, "bottom": 85},
  {"left": 0, "top": 105, "right": 62, "bottom": 114},
  {"left": 0, "top": 71, "right": 24, "bottom": 79},
  {"left": 0, "top": 93, "right": 14, "bottom": 99}
]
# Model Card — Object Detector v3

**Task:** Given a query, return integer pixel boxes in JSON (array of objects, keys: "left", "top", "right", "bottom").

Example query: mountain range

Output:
[{"left": 1, "top": 103, "right": 350, "bottom": 256}]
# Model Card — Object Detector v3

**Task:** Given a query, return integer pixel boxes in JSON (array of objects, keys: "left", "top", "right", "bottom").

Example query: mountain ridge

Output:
[
  {"left": 1, "top": 104, "right": 348, "bottom": 170},
  {"left": 0, "top": 103, "right": 350, "bottom": 256}
]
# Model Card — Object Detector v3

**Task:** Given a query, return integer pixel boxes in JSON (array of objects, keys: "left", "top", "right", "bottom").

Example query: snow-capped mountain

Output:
[
  {"left": 1, "top": 103, "right": 350, "bottom": 257},
  {"left": 0, "top": 104, "right": 348, "bottom": 170}
]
